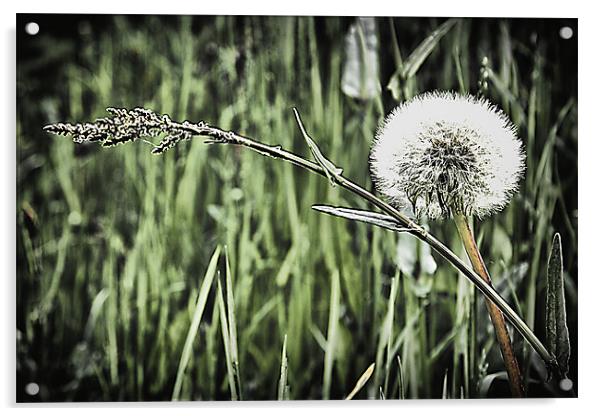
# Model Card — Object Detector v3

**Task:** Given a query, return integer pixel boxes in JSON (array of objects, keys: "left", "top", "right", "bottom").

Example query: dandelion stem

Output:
[{"left": 453, "top": 213, "right": 525, "bottom": 397}]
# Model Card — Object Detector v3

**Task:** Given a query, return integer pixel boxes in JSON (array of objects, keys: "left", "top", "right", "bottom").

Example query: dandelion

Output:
[
  {"left": 371, "top": 91, "right": 527, "bottom": 396},
  {"left": 370, "top": 91, "right": 525, "bottom": 219}
]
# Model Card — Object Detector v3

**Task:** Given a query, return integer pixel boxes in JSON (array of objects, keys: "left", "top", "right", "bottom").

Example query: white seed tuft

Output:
[{"left": 370, "top": 91, "right": 525, "bottom": 219}]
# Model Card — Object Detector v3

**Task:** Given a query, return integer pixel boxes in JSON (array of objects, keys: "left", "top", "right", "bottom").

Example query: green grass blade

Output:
[
  {"left": 83, "top": 288, "right": 110, "bottom": 341},
  {"left": 309, "top": 324, "right": 328, "bottom": 352},
  {"left": 216, "top": 275, "right": 238, "bottom": 400},
  {"left": 171, "top": 246, "right": 221, "bottom": 400},
  {"left": 397, "top": 356, "right": 405, "bottom": 399},
  {"left": 387, "top": 17, "right": 456, "bottom": 99},
  {"left": 402, "top": 18, "right": 458, "bottom": 79},
  {"left": 224, "top": 247, "right": 243, "bottom": 399},
  {"left": 322, "top": 271, "right": 340, "bottom": 399},
  {"left": 292, "top": 108, "right": 343, "bottom": 185},
  {"left": 374, "top": 271, "right": 400, "bottom": 398},
  {"left": 37, "top": 227, "right": 71, "bottom": 318},
  {"left": 453, "top": 46, "right": 466, "bottom": 94}
]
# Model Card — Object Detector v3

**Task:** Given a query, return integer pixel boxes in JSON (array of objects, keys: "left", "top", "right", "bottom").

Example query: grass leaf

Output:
[
  {"left": 402, "top": 18, "right": 457, "bottom": 80},
  {"left": 312, "top": 205, "right": 408, "bottom": 232},
  {"left": 216, "top": 275, "right": 237, "bottom": 400},
  {"left": 322, "top": 271, "right": 340, "bottom": 399},
  {"left": 292, "top": 108, "right": 343, "bottom": 185},
  {"left": 225, "top": 247, "right": 243, "bottom": 399},
  {"left": 546, "top": 233, "right": 571, "bottom": 377},
  {"left": 396, "top": 356, "right": 405, "bottom": 399},
  {"left": 380, "top": 16, "right": 460, "bottom": 97},
  {"left": 172, "top": 245, "right": 221, "bottom": 400}
]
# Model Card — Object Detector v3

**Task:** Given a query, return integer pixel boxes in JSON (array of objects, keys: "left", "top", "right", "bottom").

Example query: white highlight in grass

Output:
[
  {"left": 370, "top": 91, "right": 525, "bottom": 219},
  {"left": 25, "top": 22, "right": 39, "bottom": 36}
]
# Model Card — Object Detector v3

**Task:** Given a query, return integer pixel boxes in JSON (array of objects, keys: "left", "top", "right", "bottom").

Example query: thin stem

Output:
[
  {"left": 192, "top": 116, "right": 555, "bottom": 370},
  {"left": 453, "top": 214, "right": 525, "bottom": 397}
]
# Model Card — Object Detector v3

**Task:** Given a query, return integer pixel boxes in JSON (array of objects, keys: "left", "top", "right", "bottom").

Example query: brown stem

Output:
[{"left": 453, "top": 213, "right": 525, "bottom": 398}]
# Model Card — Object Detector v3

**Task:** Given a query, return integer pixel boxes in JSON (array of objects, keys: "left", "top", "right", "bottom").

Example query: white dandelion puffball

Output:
[{"left": 370, "top": 91, "right": 525, "bottom": 219}]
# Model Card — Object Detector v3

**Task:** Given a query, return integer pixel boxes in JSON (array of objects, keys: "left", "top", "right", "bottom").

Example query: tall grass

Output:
[{"left": 16, "top": 15, "right": 577, "bottom": 400}]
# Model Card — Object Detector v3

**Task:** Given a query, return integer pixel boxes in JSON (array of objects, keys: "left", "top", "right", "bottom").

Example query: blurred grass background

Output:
[{"left": 16, "top": 15, "right": 577, "bottom": 401}]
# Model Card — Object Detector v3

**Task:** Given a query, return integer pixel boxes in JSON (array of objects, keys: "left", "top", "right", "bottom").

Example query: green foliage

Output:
[{"left": 17, "top": 15, "right": 577, "bottom": 401}]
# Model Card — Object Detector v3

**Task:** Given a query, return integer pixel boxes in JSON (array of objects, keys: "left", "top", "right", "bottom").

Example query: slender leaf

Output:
[
  {"left": 225, "top": 247, "right": 243, "bottom": 399},
  {"left": 387, "top": 18, "right": 457, "bottom": 98},
  {"left": 402, "top": 18, "right": 458, "bottom": 79},
  {"left": 292, "top": 108, "right": 343, "bottom": 185},
  {"left": 453, "top": 46, "right": 466, "bottom": 94},
  {"left": 312, "top": 205, "right": 408, "bottom": 232},
  {"left": 172, "top": 246, "right": 221, "bottom": 400},
  {"left": 310, "top": 324, "right": 328, "bottom": 352},
  {"left": 322, "top": 271, "right": 340, "bottom": 399},
  {"left": 216, "top": 276, "right": 237, "bottom": 400},
  {"left": 546, "top": 233, "right": 570, "bottom": 377},
  {"left": 374, "top": 271, "right": 400, "bottom": 398},
  {"left": 397, "top": 356, "right": 405, "bottom": 400},
  {"left": 83, "top": 288, "right": 110, "bottom": 341}
]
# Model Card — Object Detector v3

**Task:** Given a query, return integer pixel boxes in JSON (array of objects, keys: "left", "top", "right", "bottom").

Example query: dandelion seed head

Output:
[{"left": 370, "top": 91, "right": 525, "bottom": 219}]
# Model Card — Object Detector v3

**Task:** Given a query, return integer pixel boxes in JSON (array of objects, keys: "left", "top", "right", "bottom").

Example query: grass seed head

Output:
[{"left": 43, "top": 107, "right": 193, "bottom": 154}]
